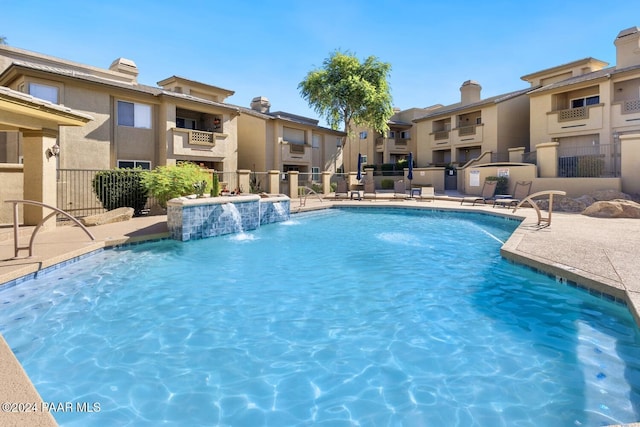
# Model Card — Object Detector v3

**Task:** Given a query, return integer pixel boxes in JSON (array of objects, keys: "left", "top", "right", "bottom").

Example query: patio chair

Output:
[
  {"left": 334, "top": 179, "right": 348, "bottom": 199},
  {"left": 393, "top": 180, "right": 408, "bottom": 199},
  {"left": 417, "top": 186, "right": 435, "bottom": 202},
  {"left": 363, "top": 177, "right": 376, "bottom": 199},
  {"left": 493, "top": 181, "right": 532, "bottom": 208},
  {"left": 460, "top": 179, "right": 497, "bottom": 206}
]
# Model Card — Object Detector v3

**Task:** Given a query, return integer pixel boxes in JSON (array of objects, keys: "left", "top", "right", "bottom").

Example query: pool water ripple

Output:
[{"left": 0, "top": 208, "right": 639, "bottom": 426}]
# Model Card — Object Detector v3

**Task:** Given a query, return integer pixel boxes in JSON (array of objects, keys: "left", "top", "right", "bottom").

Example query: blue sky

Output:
[{"left": 1, "top": 0, "right": 634, "bottom": 126}]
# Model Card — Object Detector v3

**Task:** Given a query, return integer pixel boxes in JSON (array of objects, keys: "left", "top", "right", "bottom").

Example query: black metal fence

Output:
[
  {"left": 56, "top": 169, "right": 161, "bottom": 220},
  {"left": 557, "top": 143, "right": 620, "bottom": 178},
  {"left": 522, "top": 151, "right": 537, "bottom": 165}
]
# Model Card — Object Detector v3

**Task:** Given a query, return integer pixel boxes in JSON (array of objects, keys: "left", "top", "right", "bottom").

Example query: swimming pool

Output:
[{"left": 1, "top": 208, "right": 639, "bottom": 426}]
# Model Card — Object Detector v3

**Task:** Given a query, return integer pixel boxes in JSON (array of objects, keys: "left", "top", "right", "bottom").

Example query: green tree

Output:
[
  {"left": 141, "top": 162, "right": 211, "bottom": 208},
  {"left": 298, "top": 50, "right": 394, "bottom": 136},
  {"left": 0, "top": 36, "right": 7, "bottom": 45}
]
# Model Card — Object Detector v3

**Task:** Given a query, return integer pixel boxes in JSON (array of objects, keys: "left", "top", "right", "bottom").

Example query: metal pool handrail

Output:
[
  {"left": 5, "top": 199, "right": 96, "bottom": 258},
  {"left": 512, "top": 190, "right": 567, "bottom": 227}
]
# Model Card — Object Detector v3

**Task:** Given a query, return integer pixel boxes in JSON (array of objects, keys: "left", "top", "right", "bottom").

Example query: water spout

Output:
[{"left": 220, "top": 202, "right": 244, "bottom": 233}]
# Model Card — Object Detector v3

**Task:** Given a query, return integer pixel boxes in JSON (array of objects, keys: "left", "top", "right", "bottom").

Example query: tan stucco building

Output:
[
  {"left": 0, "top": 86, "right": 92, "bottom": 225},
  {"left": 0, "top": 45, "right": 240, "bottom": 172},
  {"left": 522, "top": 27, "right": 640, "bottom": 186},
  {"left": 236, "top": 96, "right": 346, "bottom": 183},
  {"left": 412, "top": 80, "right": 532, "bottom": 167},
  {"left": 2, "top": 25, "right": 640, "bottom": 218}
]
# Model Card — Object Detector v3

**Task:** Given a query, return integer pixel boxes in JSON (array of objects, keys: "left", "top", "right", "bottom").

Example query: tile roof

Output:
[
  {"left": 413, "top": 86, "right": 534, "bottom": 122},
  {"left": 0, "top": 85, "right": 94, "bottom": 121},
  {"left": 2, "top": 57, "right": 345, "bottom": 133},
  {"left": 3, "top": 60, "right": 240, "bottom": 112},
  {"left": 527, "top": 63, "right": 640, "bottom": 95}
]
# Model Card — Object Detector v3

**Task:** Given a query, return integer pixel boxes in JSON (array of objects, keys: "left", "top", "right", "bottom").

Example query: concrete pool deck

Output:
[{"left": 0, "top": 195, "right": 638, "bottom": 426}]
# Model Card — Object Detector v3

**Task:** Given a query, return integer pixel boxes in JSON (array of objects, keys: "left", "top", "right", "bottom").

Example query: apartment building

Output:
[
  {"left": 237, "top": 96, "right": 346, "bottom": 182},
  {"left": 0, "top": 45, "right": 241, "bottom": 173},
  {"left": 522, "top": 26, "right": 640, "bottom": 178},
  {"left": 412, "top": 80, "right": 532, "bottom": 167}
]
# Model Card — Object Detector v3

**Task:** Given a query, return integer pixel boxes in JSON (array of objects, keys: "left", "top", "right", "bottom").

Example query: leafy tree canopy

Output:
[{"left": 298, "top": 50, "right": 394, "bottom": 136}]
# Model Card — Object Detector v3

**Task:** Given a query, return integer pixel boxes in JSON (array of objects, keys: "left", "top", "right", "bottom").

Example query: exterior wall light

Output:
[{"left": 46, "top": 143, "right": 60, "bottom": 158}]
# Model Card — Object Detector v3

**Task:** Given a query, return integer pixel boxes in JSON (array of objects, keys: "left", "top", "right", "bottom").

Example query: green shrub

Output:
[
  {"left": 486, "top": 176, "right": 509, "bottom": 195},
  {"left": 92, "top": 169, "right": 148, "bottom": 216},
  {"left": 577, "top": 155, "right": 605, "bottom": 177},
  {"left": 381, "top": 179, "right": 395, "bottom": 189},
  {"left": 141, "top": 162, "right": 211, "bottom": 207},
  {"left": 211, "top": 173, "right": 220, "bottom": 197}
]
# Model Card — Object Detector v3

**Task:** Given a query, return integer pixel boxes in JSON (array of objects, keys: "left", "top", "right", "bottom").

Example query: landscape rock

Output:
[
  {"left": 80, "top": 207, "right": 134, "bottom": 226},
  {"left": 589, "top": 189, "right": 631, "bottom": 201},
  {"left": 574, "top": 194, "right": 596, "bottom": 207},
  {"left": 582, "top": 199, "right": 640, "bottom": 218},
  {"left": 536, "top": 195, "right": 586, "bottom": 212}
]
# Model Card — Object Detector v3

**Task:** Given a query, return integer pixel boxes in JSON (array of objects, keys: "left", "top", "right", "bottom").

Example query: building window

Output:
[
  {"left": 571, "top": 95, "right": 600, "bottom": 108},
  {"left": 117, "top": 160, "right": 151, "bottom": 170},
  {"left": 312, "top": 134, "right": 321, "bottom": 148},
  {"left": 117, "top": 101, "right": 152, "bottom": 128},
  {"left": 400, "top": 131, "right": 410, "bottom": 139},
  {"left": 283, "top": 127, "right": 305, "bottom": 145},
  {"left": 29, "top": 83, "right": 59, "bottom": 104},
  {"left": 387, "top": 131, "right": 396, "bottom": 139},
  {"left": 312, "top": 167, "right": 320, "bottom": 181},
  {"left": 361, "top": 155, "right": 368, "bottom": 164},
  {"left": 176, "top": 117, "right": 197, "bottom": 129}
]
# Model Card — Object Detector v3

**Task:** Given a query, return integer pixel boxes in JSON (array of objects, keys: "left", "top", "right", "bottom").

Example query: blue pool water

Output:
[{"left": 1, "top": 208, "right": 640, "bottom": 426}]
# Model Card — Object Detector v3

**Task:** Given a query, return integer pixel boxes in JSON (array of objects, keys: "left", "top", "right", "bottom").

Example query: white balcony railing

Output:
[
  {"left": 189, "top": 130, "right": 215, "bottom": 145},
  {"left": 289, "top": 143, "right": 305, "bottom": 154},
  {"left": 457, "top": 125, "right": 476, "bottom": 136},
  {"left": 623, "top": 99, "right": 640, "bottom": 114},
  {"left": 434, "top": 130, "right": 449, "bottom": 140},
  {"left": 558, "top": 106, "right": 588, "bottom": 122}
]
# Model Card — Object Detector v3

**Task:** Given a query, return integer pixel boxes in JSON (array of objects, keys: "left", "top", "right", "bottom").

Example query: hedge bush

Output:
[
  {"left": 92, "top": 169, "right": 148, "bottom": 216},
  {"left": 577, "top": 155, "right": 605, "bottom": 177},
  {"left": 486, "top": 176, "right": 509, "bottom": 195},
  {"left": 381, "top": 179, "right": 395, "bottom": 189},
  {"left": 141, "top": 162, "right": 211, "bottom": 207}
]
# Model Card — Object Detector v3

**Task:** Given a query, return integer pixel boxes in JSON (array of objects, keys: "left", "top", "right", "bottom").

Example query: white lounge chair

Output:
[
  {"left": 363, "top": 177, "right": 376, "bottom": 199},
  {"left": 493, "top": 181, "right": 532, "bottom": 208},
  {"left": 417, "top": 186, "right": 435, "bottom": 202},
  {"left": 460, "top": 180, "right": 497, "bottom": 206},
  {"left": 334, "top": 179, "right": 348, "bottom": 199},
  {"left": 393, "top": 180, "right": 408, "bottom": 199}
]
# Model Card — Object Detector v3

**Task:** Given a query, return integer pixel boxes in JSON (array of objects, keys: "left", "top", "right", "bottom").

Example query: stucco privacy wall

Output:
[
  {"left": 461, "top": 164, "right": 537, "bottom": 196},
  {"left": 621, "top": 133, "right": 640, "bottom": 195},
  {"left": 0, "top": 164, "right": 23, "bottom": 224}
]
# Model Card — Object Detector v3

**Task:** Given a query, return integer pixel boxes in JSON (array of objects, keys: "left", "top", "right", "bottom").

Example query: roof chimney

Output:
[
  {"left": 614, "top": 26, "right": 640, "bottom": 69},
  {"left": 460, "top": 80, "right": 481, "bottom": 105},
  {"left": 109, "top": 58, "right": 139, "bottom": 82},
  {"left": 250, "top": 96, "right": 271, "bottom": 113}
]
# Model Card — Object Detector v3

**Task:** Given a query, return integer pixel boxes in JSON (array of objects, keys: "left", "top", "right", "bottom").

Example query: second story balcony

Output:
[
  {"left": 547, "top": 103, "right": 603, "bottom": 134},
  {"left": 282, "top": 142, "right": 311, "bottom": 163},
  {"left": 452, "top": 124, "right": 483, "bottom": 145},
  {"left": 375, "top": 137, "right": 409, "bottom": 153},
  {"left": 547, "top": 89, "right": 603, "bottom": 134},
  {"left": 171, "top": 128, "right": 227, "bottom": 158},
  {"left": 433, "top": 130, "right": 450, "bottom": 141},
  {"left": 612, "top": 97, "right": 640, "bottom": 129}
]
